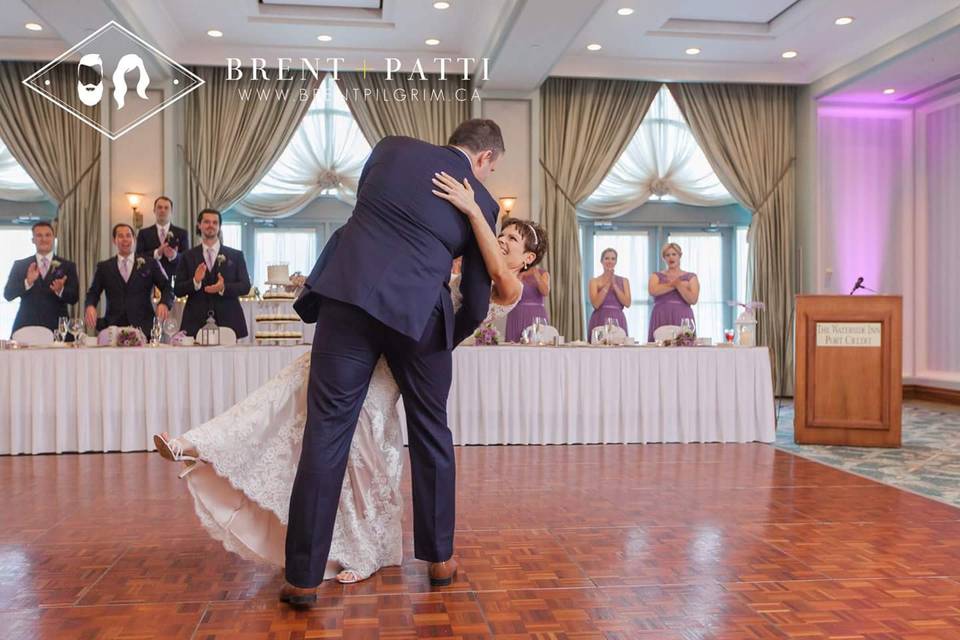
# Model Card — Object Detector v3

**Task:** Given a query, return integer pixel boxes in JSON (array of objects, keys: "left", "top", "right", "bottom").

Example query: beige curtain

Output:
[
  {"left": 540, "top": 77, "right": 660, "bottom": 340},
  {"left": 336, "top": 72, "right": 470, "bottom": 145},
  {"left": 0, "top": 61, "right": 102, "bottom": 300},
  {"left": 181, "top": 66, "right": 322, "bottom": 220},
  {"left": 669, "top": 83, "right": 797, "bottom": 395}
]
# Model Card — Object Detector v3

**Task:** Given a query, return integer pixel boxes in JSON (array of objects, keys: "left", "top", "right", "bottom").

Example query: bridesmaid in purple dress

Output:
[
  {"left": 587, "top": 248, "right": 631, "bottom": 341},
  {"left": 505, "top": 267, "right": 550, "bottom": 342},
  {"left": 647, "top": 242, "right": 699, "bottom": 342}
]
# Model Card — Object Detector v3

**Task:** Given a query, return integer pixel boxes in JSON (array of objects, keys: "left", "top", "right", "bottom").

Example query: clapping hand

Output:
[
  {"left": 204, "top": 273, "right": 225, "bottom": 294},
  {"left": 50, "top": 275, "right": 67, "bottom": 295},
  {"left": 25, "top": 262, "right": 40, "bottom": 286},
  {"left": 194, "top": 262, "right": 207, "bottom": 285},
  {"left": 160, "top": 241, "right": 177, "bottom": 260}
]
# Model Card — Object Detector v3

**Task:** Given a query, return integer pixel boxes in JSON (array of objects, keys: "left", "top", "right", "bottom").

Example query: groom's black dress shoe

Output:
[
  {"left": 279, "top": 583, "right": 317, "bottom": 607},
  {"left": 429, "top": 559, "right": 458, "bottom": 587}
]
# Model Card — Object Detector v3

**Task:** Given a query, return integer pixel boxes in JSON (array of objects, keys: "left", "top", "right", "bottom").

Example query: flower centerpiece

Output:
[
  {"left": 116, "top": 327, "right": 146, "bottom": 347},
  {"left": 473, "top": 322, "right": 500, "bottom": 346},
  {"left": 663, "top": 330, "right": 696, "bottom": 347}
]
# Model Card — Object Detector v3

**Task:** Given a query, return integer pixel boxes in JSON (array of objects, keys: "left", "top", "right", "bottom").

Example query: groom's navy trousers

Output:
[{"left": 285, "top": 295, "right": 454, "bottom": 587}]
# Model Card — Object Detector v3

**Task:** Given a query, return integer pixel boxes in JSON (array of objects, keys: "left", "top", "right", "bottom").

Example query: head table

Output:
[{"left": 0, "top": 344, "right": 775, "bottom": 455}]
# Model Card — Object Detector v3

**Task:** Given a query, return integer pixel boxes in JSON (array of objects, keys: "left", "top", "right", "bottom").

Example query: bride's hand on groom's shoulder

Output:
[{"left": 432, "top": 171, "right": 481, "bottom": 218}]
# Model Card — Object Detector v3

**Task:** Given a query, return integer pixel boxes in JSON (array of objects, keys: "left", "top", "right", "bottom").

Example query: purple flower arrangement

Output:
[
  {"left": 663, "top": 331, "right": 697, "bottom": 347},
  {"left": 116, "top": 327, "right": 146, "bottom": 347},
  {"left": 473, "top": 322, "right": 500, "bottom": 346}
]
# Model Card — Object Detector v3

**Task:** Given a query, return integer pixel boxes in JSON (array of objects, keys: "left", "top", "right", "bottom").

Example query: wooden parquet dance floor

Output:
[{"left": 4, "top": 442, "right": 960, "bottom": 639}]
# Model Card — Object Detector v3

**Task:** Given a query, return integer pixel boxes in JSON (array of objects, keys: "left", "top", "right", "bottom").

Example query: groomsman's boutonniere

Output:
[
  {"left": 216, "top": 254, "right": 226, "bottom": 267},
  {"left": 135, "top": 257, "right": 146, "bottom": 270},
  {"left": 50, "top": 259, "right": 61, "bottom": 270},
  {"left": 49, "top": 259, "right": 64, "bottom": 279},
  {"left": 165, "top": 232, "right": 179, "bottom": 249}
]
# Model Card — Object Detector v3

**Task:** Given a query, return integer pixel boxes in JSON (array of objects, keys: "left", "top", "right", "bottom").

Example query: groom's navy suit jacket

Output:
[{"left": 295, "top": 136, "right": 499, "bottom": 347}]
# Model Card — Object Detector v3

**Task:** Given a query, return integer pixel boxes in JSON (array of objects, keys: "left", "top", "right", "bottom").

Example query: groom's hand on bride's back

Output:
[{"left": 293, "top": 227, "right": 344, "bottom": 324}]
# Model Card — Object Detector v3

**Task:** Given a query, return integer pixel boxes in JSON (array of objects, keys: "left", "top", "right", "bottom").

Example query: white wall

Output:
[{"left": 917, "top": 93, "right": 960, "bottom": 381}]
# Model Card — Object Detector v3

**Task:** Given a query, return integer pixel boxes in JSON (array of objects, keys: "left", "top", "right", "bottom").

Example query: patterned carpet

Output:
[{"left": 776, "top": 400, "right": 960, "bottom": 508}]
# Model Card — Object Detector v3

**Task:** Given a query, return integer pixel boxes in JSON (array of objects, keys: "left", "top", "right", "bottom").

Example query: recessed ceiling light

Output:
[
  {"left": 617, "top": 7, "right": 635, "bottom": 16},
  {"left": 834, "top": 16, "right": 854, "bottom": 26},
  {"left": 433, "top": 1, "right": 451, "bottom": 8},
  {"left": 781, "top": 50, "right": 798, "bottom": 59},
  {"left": 883, "top": 88, "right": 896, "bottom": 95},
  {"left": 587, "top": 43, "right": 603, "bottom": 51},
  {"left": 425, "top": 38, "right": 440, "bottom": 46},
  {"left": 25, "top": 22, "right": 43, "bottom": 31},
  {"left": 207, "top": 29, "right": 223, "bottom": 38},
  {"left": 685, "top": 47, "right": 701, "bottom": 56},
  {"left": 317, "top": 34, "right": 332, "bottom": 42}
]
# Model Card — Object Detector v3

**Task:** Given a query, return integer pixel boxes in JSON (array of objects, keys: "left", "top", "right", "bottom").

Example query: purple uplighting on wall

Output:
[{"left": 816, "top": 105, "right": 909, "bottom": 295}]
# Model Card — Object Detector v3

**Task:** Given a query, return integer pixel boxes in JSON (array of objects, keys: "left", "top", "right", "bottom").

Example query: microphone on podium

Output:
[
  {"left": 849, "top": 276, "right": 864, "bottom": 295},
  {"left": 849, "top": 276, "right": 877, "bottom": 295}
]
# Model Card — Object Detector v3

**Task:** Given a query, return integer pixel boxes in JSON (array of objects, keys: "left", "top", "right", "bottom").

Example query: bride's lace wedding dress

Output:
[{"left": 176, "top": 287, "right": 518, "bottom": 580}]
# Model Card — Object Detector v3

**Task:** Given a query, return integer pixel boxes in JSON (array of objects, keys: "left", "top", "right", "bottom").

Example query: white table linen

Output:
[{"left": 1, "top": 344, "right": 774, "bottom": 455}]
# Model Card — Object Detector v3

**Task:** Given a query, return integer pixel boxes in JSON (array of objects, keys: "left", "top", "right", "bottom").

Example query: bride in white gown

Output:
[{"left": 155, "top": 173, "right": 548, "bottom": 584}]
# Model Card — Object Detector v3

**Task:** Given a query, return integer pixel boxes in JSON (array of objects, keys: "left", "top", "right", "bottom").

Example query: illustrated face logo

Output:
[{"left": 23, "top": 21, "right": 203, "bottom": 140}]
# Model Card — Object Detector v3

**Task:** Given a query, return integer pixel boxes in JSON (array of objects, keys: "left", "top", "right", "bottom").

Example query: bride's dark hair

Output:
[{"left": 501, "top": 217, "right": 548, "bottom": 269}]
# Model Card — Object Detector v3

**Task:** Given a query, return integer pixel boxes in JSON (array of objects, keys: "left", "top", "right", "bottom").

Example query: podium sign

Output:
[{"left": 794, "top": 295, "right": 902, "bottom": 447}]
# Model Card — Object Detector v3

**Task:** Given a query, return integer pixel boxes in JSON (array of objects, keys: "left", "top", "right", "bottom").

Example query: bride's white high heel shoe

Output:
[{"left": 153, "top": 434, "right": 200, "bottom": 478}]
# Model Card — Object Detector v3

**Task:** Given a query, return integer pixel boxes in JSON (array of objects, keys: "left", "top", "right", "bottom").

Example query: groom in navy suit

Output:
[{"left": 283, "top": 120, "right": 504, "bottom": 601}]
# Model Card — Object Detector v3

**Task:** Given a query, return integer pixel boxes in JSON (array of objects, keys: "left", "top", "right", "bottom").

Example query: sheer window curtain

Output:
[
  {"left": 0, "top": 139, "right": 45, "bottom": 202},
  {"left": 581, "top": 87, "right": 735, "bottom": 216},
  {"left": 235, "top": 76, "right": 371, "bottom": 217}
]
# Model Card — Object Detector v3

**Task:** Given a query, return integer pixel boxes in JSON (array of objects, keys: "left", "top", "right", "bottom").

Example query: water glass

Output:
[
  {"left": 150, "top": 317, "right": 163, "bottom": 346},
  {"left": 163, "top": 318, "right": 179, "bottom": 343},
  {"left": 68, "top": 318, "right": 84, "bottom": 347}
]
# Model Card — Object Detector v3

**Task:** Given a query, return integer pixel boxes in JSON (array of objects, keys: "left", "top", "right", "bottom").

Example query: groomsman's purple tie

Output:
[
  {"left": 205, "top": 248, "right": 215, "bottom": 271},
  {"left": 39, "top": 257, "right": 49, "bottom": 279},
  {"left": 120, "top": 258, "right": 130, "bottom": 282}
]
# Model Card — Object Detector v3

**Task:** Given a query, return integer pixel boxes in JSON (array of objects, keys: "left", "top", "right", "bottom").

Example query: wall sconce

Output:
[
  {"left": 126, "top": 192, "right": 144, "bottom": 229},
  {"left": 498, "top": 196, "right": 517, "bottom": 218}
]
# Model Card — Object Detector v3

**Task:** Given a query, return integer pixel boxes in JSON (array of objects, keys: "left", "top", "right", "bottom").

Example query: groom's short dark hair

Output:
[{"left": 448, "top": 119, "right": 505, "bottom": 157}]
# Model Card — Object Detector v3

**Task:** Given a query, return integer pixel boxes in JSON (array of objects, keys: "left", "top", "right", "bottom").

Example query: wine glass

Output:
[
  {"left": 68, "top": 318, "right": 84, "bottom": 347},
  {"left": 56, "top": 316, "right": 69, "bottom": 343}
]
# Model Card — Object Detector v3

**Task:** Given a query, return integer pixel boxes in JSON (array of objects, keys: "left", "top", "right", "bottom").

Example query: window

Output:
[
  {"left": 581, "top": 86, "right": 734, "bottom": 214},
  {"left": 0, "top": 226, "right": 38, "bottom": 338},
  {"left": 238, "top": 75, "right": 371, "bottom": 215},
  {"left": 0, "top": 139, "right": 44, "bottom": 202},
  {"left": 254, "top": 228, "right": 317, "bottom": 287},
  {"left": 225, "top": 76, "right": 367, "bottom": 289},
  {"left": 578, "top": 85, "right": 748, "bottom": 343}
]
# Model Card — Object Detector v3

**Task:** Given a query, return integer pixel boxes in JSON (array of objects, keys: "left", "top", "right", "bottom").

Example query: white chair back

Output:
[
  {"left": 653, "top": 325, "right": 680, "bottom": 342},
  {"left": 11, "top": 326, "right": 54, "bottom": 345},
  {"left": 524, "top": 324, "right": 559, "bottom": 342},
  {"left": 218, "top": 326, "right": 237, "bottom": 346},
  {"left": 605, "top": 325, "right": 627, "bottom": 344}
]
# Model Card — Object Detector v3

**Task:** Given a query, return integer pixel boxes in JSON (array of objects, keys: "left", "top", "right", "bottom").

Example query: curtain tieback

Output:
[
  {"left": 538, "top": 158, "right": 578, "bottom": 208},
  {"left": 56, "top": 150, "right": 101, "bottom": 213},
  {"left": 178, "top": 143, "right": 215, "bottom": 206},
  {"left": 754, "top": 157, "right": 795, "bottom": 216}
]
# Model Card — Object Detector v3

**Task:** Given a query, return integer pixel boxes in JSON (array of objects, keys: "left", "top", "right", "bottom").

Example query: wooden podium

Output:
[{"left": 794, "top": 295, "right": 902, "bottom": 447}]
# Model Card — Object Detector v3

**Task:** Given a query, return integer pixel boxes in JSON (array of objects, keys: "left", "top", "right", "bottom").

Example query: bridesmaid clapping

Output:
[{"left": 587, "top": 248, "right": 630, "bottom": 341}]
